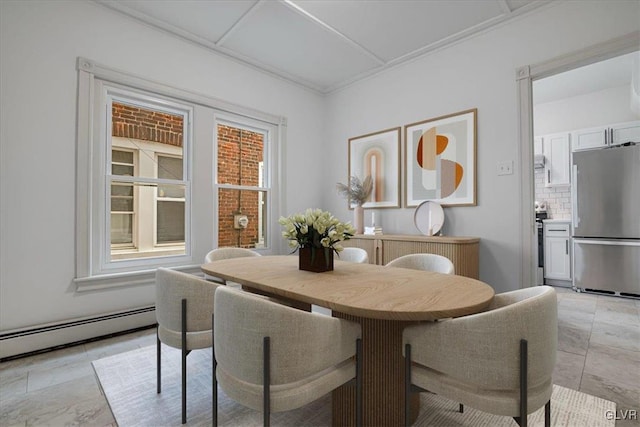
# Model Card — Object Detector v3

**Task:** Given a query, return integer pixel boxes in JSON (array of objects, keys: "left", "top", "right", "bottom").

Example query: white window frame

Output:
[
  {"left": 213, "top": 113, "right": 278, "bottom": 251},
  {"left": 99, "top": 86, "right": 193, "bottom": 273},
  {"left": 74, "top": 57, "right": 286, "bottom": 291}
]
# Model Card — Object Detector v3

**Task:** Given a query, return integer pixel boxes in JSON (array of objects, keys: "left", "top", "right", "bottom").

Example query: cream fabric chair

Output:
[
  {"left": 313, "top": 247, "right": 367, "bottom": 315},
  {"left": 385, "top": 253, "right": 455, "bottom": 274},
  {"left": 402, "top": 286, "right": 557, "bottom": 427},
  {"left": 204, "top": 247, "right": 261, "bottom": 284},
  {"left": 339, "top": 247, "right": 369, "bottom": 263},
  {"left": 213, "top": 286, "right": 363, "bottom": 427},
  {"left": 155, "top": 268, "right": 221, "bottom": 424}
]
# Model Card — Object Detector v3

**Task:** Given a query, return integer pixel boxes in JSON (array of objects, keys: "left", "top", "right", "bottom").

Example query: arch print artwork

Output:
[
  {"left": 348, "top": 127, "right": 401, "bottom": 209},
  {"left": 404, "top": 109, "right": 477, "bottom": 207}
]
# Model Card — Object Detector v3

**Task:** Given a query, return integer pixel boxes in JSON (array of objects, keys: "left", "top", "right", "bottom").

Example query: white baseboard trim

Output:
[{"left": 0, "top": 307, "right": 156, "bottom": 360}]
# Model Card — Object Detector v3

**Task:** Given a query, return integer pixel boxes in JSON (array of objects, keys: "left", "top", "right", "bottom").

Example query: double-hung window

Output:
[
  {"left": 215, "top": 117, "right": 273, "bottom": 249},
  {"left": 107, "top": 96, "right": 190, "bottom": 263},
  {"left": 76, "top": 72, "right": 193, "bottom": 282},
  {"left": 75, "top": 58, "right": 284, "bottom": 290}
]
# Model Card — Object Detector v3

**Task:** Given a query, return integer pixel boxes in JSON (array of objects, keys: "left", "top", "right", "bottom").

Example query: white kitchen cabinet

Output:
[
  {"left": 611, "top": 121, "right": 640, "bottom": 146},
  {"left": 544, "top": 221, "right": 571, "bottom": 281},
  {"left": 571, "top": 120, "right": 640, "bottom": 151},
  {"left": 542, "top": 132, "right": 570, "bottom": 187},
  {"left": 571, "top": 126, "right": 608, "bottom": 151}
]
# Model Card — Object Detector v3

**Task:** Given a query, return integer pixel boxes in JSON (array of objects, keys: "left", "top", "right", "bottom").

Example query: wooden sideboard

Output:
[{"left": 341, "top": 234, "right": 480, "bottom": 279}]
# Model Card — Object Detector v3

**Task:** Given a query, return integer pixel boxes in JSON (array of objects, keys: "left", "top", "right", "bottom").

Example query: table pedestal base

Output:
[{"left": 332, "top": 313, "right": 419, "bottom": 426}]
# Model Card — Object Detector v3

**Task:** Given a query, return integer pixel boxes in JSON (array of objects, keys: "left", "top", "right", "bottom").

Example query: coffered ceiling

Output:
[{"left": 97, "top": 0, "right": 551, "bottom": 93}]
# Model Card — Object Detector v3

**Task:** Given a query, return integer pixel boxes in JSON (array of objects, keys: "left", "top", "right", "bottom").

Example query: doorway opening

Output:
[{"left": 516, "top": 32, "right": 640, "bottom": 289}]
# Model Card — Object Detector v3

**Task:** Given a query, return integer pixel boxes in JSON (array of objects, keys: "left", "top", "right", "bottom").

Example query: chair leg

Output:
[
  {"left": 263, "top": 336, "right": 271, "bottom": 427},
  {"left": 513, "top": 339, "right": 528, "bottom": 427},
  {"left": 212, "top": 313, "right": 217, "bottom": 427},
  {"left": 545, "top": 400, "right": 550, "bottom": 427},
  {"left": 181, "top": 298, "right": 187, "bottom": 424},
  {"left": 356, "top": 338, "right": 362, "bottom": 427},
  {"left": 404, "top": 344, "right": 411, "bottom": 427},
  {"left": 156, "top": 327, "right": 161, "bottom": 394}
]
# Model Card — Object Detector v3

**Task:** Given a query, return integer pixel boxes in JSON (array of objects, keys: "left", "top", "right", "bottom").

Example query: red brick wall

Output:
[
  {"left": 217, "top": 125, "right": 263, "bottom": 248},
  {"left": 112, "top": 103, "right": 183, "bottom": 146}
]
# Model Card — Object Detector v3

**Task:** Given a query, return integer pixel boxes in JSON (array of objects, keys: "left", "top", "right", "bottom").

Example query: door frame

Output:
[{"left": 515, "top": 31, "right": 640, "bottom": 289}]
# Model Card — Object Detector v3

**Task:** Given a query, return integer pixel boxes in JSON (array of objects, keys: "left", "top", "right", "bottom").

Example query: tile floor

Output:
[{"left": 0, "top": 287, "right": 638, "bottom": 426}]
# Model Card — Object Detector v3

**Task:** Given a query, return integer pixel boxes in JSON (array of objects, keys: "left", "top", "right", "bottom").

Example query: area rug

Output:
[{"left": 93, "top": 346, "right": 615, "bottom": 426}]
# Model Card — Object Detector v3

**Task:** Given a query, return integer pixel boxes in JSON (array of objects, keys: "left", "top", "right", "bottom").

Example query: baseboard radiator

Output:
[{"left": 0, "top": 306, "right": 156, "bottom": 360}]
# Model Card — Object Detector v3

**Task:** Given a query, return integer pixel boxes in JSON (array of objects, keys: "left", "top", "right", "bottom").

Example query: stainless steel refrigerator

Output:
[{"left": 571, "top": 143, "right": 640, "bottom": 297}]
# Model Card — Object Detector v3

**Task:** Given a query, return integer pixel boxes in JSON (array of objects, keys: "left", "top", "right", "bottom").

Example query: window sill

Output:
[{"left": 74, "top": 264, "right": 203, "bottom": 292}]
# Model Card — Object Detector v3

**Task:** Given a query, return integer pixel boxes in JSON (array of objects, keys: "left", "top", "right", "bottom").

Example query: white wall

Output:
[
  {"left": 534, "top": 84, "right": 639, "bottom": 135},
  {"left": 322, "top": 1, "right": 640, "bottom": 293},
  {"left": 0, "top": 1, "right": 325, "bottom": 333}
]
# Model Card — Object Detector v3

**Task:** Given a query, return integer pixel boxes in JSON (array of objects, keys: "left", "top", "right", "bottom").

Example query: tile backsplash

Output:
[{"left": 534, "top": 170, "right": 572, "bottom": 219}]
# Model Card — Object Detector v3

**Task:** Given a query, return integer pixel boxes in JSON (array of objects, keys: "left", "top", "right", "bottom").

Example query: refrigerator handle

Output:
[{"left": 572, "top": 164, "right": 579, "bottom": 227}]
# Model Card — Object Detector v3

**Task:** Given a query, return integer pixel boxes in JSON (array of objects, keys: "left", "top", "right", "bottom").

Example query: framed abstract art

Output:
[
  {"left": 404, "top": 109, "right": 477, "bottom": 207},
  {"left": 348, "top": 127, "right": 401, "bottom": 209}
]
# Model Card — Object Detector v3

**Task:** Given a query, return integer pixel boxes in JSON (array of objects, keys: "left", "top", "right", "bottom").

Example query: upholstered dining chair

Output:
[
  {"left": 312, "top": 247, "right": 368, "bottom": 316},
  {"left": 338, "top": 247, "right": 369, "bottom": 263},
  {"left": 385, "top": 253, "right": 455, "bottom": 274},
  {"left": 204, "top": 247, "right": 261, "bottom": 284},
  {"left": 213, "top": 286, "right": 363, "bottom": 427},
  {"left": 155, "top": 268, "right": 221, "bottom": 424},
  {"left": 402, "top": 285, "right": 557, "bottom": 427}
]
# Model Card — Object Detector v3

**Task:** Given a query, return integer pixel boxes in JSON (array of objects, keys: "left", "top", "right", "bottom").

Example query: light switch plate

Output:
[{"left": 497, "top": 160, "right": 513, "bottom": 176}]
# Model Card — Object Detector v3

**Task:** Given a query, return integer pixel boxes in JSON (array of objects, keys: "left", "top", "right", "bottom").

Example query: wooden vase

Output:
[
  {"left": 353, "top": 205, "right": 364, "bottom": 234},
  {"left": 299, "top": 246, "right": 334, "bottom": 272}
]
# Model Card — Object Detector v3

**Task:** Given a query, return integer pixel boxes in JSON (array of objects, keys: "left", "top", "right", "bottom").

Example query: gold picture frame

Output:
[
  {"left": 404, "top": 109, "right": 477, "bottom": 207},
  {"left": 348, "top": 127, "right": 401, "bottom": 209}
]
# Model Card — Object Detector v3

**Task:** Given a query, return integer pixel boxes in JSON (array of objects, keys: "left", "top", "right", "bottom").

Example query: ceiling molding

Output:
[
  {"left": 93, "top": 0, "right": 555, "bottom": 95},
  {"left": 94, "top": 0, "right": 326, "bottom": 94},
  {"left": 323, "top": 1, "right": 556, "bottom": 94}
]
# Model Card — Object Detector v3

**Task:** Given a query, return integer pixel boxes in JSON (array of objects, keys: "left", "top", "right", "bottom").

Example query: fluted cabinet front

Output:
[{"left": 343, "top": 234, "right": 479, "bottom": 278}]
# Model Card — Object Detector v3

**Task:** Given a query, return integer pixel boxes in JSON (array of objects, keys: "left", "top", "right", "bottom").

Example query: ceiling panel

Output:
[
  {"left": 111, "top": 0, "right": 257, "bottom": 43},
  {"left": 292, "top": 0, "right": 506, "bottom": 62},
  {"left": 220, "top": 1, "right": 381, "bottom": 89},
  {"left": 97, "top": 0, "right": 551, "bottom": 93}
]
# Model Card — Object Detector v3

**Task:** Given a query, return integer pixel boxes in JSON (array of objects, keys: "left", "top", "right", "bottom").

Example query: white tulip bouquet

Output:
[{"left": 279, "top": 208, "right": 355, "bottom": 254}]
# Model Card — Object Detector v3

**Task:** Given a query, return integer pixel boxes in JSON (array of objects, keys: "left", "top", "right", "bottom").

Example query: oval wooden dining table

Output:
[{"left": 202, "top": 255, "right": 495, "bottom": 426}]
